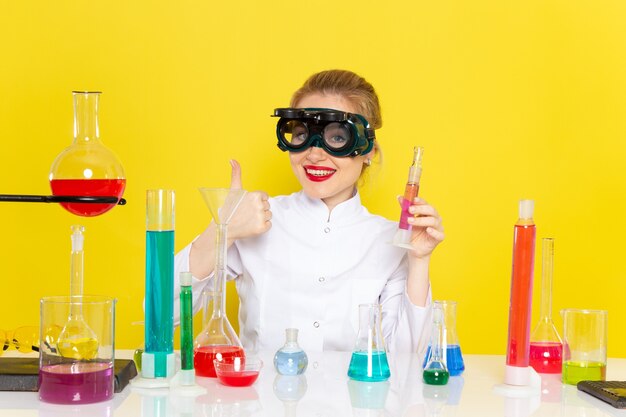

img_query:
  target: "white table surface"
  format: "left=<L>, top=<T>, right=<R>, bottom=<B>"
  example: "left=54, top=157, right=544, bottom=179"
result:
left=1, top=350, right=625, bottom=417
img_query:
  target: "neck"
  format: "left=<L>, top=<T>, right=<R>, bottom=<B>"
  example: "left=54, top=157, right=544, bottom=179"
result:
left=320, top=186, right=357, bottom=213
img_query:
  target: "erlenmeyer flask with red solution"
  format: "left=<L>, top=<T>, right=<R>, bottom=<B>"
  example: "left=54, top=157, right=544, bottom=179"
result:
left=193, top=187, right=247, bottom=377
left=49, top=91, right=125, bottom=216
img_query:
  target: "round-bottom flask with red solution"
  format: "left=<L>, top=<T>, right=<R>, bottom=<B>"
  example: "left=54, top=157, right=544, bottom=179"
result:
left=49, top=91, right=125, bottom=217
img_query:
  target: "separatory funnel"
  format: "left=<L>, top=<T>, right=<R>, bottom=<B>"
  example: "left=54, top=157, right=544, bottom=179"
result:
left=194, top=187, right=247, bottom=377
left=49, top=91, right=126, bottom=216
left=529, top=238, right=563, bottom=374
left=347, top=303, right=390, bottom=382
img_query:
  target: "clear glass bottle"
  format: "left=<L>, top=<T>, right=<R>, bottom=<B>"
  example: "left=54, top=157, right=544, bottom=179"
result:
left=49, top=91, right=125, bottom=216
left=193, top=188, right=247, bottom=377
left=422, top=301, right=465, bottom=376
left=423, top=303, right=449, bottom=385
left=274, top=328, right=308, bottom=376
left=348, top=303, right=390, bottom=382
left=529, top=238, right=563, bottom=374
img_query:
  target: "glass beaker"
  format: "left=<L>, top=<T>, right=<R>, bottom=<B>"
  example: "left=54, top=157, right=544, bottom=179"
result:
left=423, top=300, right=465, bottom=376
left=348, top=303, right=390, bottom=382
left=561, top=308, right=608, bottom=385
left=143, top=189, right=175, bottom=379
left=49, top=91, right=125, bottom=217
left=529, top=238, right=563, bottom=374
left=274, top=328, right=308, bottom=376
left=39, top=295, right=115, bottom=404
left=194, top=187, right=247, bottom=377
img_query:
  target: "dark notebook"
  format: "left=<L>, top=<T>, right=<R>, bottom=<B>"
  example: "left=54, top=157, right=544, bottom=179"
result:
left=578, top=380, right=626, bottom=409
left=0, top=358, right=137, bottom=393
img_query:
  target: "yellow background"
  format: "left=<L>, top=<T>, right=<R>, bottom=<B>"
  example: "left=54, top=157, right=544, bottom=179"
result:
left=1, top=1, right=625, bottom=357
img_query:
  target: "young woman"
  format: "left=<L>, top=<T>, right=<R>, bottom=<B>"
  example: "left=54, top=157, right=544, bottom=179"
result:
left=174, top=69, right=444, bottom=353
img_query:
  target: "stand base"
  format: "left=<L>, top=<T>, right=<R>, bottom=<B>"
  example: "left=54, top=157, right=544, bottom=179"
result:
left=169, top=370, right=207, bottom=396
left=493, top=365, right=542, bottom=398
left=140, top=351, right=176, bottom=380
left=130, top=376, right=171, bottom=389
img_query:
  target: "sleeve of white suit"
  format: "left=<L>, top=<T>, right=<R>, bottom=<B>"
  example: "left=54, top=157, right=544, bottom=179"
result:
left=172, top=240, right=243, bottom=326
left=379, top=258, right=432, bottom=356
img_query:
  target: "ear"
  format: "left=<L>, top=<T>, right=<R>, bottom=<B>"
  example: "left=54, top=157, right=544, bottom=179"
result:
left=362, top=143, right=378, bottom=163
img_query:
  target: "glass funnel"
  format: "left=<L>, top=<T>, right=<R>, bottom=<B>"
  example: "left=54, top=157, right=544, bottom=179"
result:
left=49, top=91, right=125, bottom=216
left=348, top=303, right=390, bottom=382
left=194, top=187, right=247, bottom=377
left=529, top=238, right=563, bottom=374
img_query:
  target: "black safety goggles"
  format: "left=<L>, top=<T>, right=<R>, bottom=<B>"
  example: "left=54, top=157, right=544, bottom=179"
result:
left=273, top=108, right=375, bottom=157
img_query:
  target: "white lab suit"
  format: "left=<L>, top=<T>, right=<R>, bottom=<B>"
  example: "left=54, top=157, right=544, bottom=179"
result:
left=174, top=191, right=431, bottom=354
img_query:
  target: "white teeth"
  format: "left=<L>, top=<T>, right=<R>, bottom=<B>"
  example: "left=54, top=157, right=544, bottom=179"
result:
left=306, top=168, right=335, bottom=176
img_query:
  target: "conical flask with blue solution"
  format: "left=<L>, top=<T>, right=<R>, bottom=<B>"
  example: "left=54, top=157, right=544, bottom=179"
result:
left=422, top=300, right=465, bottom=376
left=348, top=303, right=390, bottom=382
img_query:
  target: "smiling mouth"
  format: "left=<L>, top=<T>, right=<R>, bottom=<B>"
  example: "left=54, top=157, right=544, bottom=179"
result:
left=304, top=166, right=336, bottom=182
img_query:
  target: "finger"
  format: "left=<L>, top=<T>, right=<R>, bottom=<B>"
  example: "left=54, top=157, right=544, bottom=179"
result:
left=230, top=159, right=243, bottom=189
left=409, top=204, right=439, bottom=217
left=426, top=227, right=445, bottom=242
left=408, top=216, right=441, bottom=229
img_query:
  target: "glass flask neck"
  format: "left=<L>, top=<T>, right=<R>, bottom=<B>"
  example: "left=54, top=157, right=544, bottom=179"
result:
left=355, top=304, right=385, bottom=351
left=284, top=328, right=301, bottom=349
left=428, top=306, right=446, bottom=362
left=435, top=300, right=459, bottom=345
left=73, top=91, right=101, bottom=144
left=212, top=223, right=228, bottom=319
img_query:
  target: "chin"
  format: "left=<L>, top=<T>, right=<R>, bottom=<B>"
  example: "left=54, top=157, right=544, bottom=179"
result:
left=301, top=188, right=327, bottom=200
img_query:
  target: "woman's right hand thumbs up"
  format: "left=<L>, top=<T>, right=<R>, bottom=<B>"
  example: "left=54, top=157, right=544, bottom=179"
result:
left=226, top=160, right=272, bottom=242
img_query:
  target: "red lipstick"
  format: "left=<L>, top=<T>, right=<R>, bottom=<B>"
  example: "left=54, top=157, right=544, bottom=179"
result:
left=304, top=165, right=336, bottom=182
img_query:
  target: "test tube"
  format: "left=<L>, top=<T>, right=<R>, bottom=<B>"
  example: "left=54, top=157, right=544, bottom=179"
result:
left=392, top=146, right=424, bottom=249
left=179, top=272, right=195, bottom=385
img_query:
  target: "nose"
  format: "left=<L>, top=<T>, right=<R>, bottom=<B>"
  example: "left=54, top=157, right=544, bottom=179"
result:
left=305, top=145, right=327, bottom=162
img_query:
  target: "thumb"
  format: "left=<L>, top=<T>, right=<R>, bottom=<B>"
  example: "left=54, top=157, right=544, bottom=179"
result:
left=230, top=159, right=243, bottom=189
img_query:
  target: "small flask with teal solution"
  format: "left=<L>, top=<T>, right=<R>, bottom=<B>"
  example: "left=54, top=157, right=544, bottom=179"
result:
left=348, top=304, right=390, bottom=382
left=423, top=303, right=449, bottom=385
left=274, top=328, right=308, bottom=375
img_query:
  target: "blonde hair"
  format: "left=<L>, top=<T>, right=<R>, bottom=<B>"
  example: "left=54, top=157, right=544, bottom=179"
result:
left=290, top=69, right=382, bottom=130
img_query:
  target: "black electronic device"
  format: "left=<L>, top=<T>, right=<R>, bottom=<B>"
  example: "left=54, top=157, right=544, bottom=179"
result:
left=577, top=380, right=626, bottom=409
